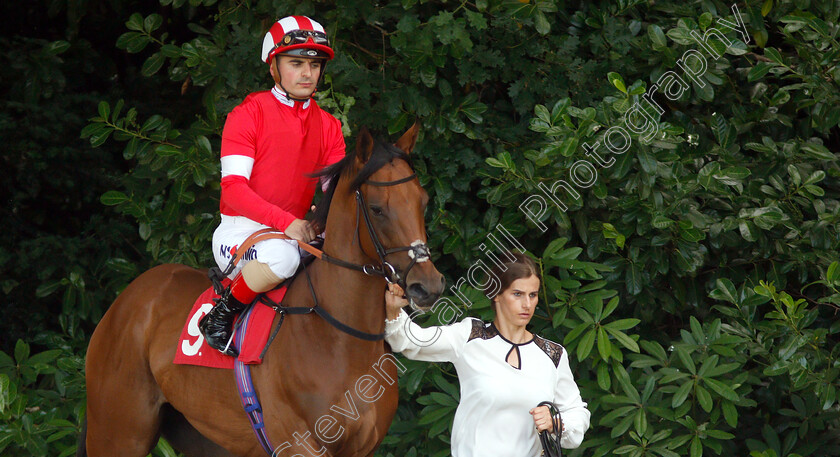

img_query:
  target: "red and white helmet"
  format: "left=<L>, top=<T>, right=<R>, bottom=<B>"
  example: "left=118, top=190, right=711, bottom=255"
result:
left=261, top=16, right=334, bottom=64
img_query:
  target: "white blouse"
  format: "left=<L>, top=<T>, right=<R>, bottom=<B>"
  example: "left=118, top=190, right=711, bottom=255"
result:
left=385, top=310, right=591, bottom=457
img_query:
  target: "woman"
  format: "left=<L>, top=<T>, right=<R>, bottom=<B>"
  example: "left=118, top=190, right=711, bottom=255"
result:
left=384, top=252, right=590, bottom=457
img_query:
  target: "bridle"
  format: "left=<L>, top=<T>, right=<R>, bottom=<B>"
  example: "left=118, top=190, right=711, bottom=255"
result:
left=319, top=170, right=431, bottom=294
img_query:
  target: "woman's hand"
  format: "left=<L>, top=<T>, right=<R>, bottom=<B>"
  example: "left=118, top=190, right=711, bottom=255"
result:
left=385, top=283, right=409, bottom=320
left=530, top=405, right=559, bottom=433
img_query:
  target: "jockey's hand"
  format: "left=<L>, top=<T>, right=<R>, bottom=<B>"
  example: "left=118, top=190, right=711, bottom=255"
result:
left=285, top=219, right=316, bottom=243
left=385, top=283, right=409, bottom=320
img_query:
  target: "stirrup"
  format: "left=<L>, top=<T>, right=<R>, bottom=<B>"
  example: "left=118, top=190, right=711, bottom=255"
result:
left=221, top=335, right=239, bottom=357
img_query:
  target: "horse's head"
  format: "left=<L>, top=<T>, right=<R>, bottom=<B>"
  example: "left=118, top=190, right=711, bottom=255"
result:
left=313, top=123, right=445, bottom=310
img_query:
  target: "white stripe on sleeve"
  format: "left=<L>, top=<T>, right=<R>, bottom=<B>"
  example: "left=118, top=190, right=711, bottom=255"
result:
left=221, top=155, right=254, bottom=179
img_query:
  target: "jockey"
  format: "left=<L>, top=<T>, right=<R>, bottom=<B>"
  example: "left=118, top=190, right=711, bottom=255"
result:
left=199, top=16, right=346, bottom=355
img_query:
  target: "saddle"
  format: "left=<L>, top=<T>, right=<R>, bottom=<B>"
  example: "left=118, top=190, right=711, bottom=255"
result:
left=172, top=236, right=323, bottom=369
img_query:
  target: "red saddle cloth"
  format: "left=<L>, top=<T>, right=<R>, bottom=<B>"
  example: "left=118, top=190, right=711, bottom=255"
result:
left=173, top=279, right=287, bottom=369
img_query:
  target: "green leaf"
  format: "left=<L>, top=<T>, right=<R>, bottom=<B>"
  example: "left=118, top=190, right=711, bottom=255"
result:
left=564, top=322, right=590, bottom=344
left=804, top=185, right=825, bottom=196
left=577, top=329, right=596, bottom=361
left=429, top=392, right=457, bottom=406
left=98, top=101, right=110, bottom=120
left=648, top=24, right=667, bottom=49
left=139, top=222, right=151, bottom=240
left=715, top=167, right=751, bottom=185
left=696, top=384, right=713, bottom=412
left=605, top=327, right=640, bottom=353
left=144, top=13, right=163, bottom=33
left=614, top=364, right=640, bottom=403
left=711, top=113, right=733, bottom=148
left=558, top=137, right=579, bottom=157
left=125, top=12, right=144, bottom=32
left=161, top=43, right=181, bottom=57
left=534, top=104, right=550, bottom=123
left=698, top=12, right=713, bottom=30
left=704, top=378, right=740, bottom=402
left=46, top=40, right=71, bottom=55
left=556, top=247, right=582, bottom=260
left=419, top=64, right=436, bottom=87
left=705, top=429, right=735, bottom=440
left=141, top=115, right=164, bottom=132
left=739, top=220, right=759, bottom=242
left=672, top=380, right=693, bottom=408
left=597, top=326, right=611, bottom=361
left=542, top=238, right=568, bottom=260
left=764, top=47, right=784, bottom=65
left=637, top=147, right=657, bottom=173
left=197, top=136, right=212, bottom=155
left=748, top=62, right=774, bottom=82
left=626, top=262, right=642, bottom=295
left=709, top=278, right=738, bottom=304
left=722, top=400, right=738, bottom=427
left=690, top=436, right=702, bottom=457
left=0, top=374, right=9, bottom=412
left=14, top=340, right=29, bottom=363
left=761, top=0, right=773, bottom=16
left=605, top=318, right=641, bottom=331
left=534, top=10, right=550, bottom=35
left=156, top=144, right=182, bottom=157
left=800, top=142, right=836, bottom=160
left=827, top=261, right=840, bottom=283
left=675, top=347, right=696, bottom=374
left=141, top=52, right=166, bottom=77
left=89, top=128, right=113, bottom=148
left=27, top=349, right=61, bottom=366
left=608, top=72, right=627, bottom=93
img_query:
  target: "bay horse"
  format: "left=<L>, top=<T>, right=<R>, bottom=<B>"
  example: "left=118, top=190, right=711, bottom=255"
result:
left=80, top=124, right=445, bottom=457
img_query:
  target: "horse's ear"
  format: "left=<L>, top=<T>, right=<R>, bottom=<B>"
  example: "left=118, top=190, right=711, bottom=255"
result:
left=394, top=122, right=420, bottom=155
left=355, top=127, right=375, bottom=163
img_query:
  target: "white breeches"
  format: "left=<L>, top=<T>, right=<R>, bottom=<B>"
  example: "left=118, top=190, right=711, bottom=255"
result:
left=212, top=215, right=301, bottom=280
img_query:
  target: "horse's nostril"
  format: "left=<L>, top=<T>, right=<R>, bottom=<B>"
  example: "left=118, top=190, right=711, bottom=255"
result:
left=408, top=283, right=430, bottom=300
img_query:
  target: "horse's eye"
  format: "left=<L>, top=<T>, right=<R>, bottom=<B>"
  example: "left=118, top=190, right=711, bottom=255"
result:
left=370, top=206, right=384, bottom=216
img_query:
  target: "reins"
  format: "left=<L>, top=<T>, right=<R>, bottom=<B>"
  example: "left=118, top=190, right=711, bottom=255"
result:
left=221, top=169, right=427, bottom=342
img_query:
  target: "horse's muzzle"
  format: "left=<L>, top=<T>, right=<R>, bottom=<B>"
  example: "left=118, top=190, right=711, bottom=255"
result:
left=405, top=273, right=445, bottom=309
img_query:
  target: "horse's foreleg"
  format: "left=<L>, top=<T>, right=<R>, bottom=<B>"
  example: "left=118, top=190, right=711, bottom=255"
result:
left=85, top=360, right=165, bottom=456
left=160, top=403, right=236, bottom=457
left=85, top=316, right=165, bottom=456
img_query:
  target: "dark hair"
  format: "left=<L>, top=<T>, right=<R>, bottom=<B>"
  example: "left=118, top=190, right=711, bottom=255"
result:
left=486, top=251, right=541, bottom=302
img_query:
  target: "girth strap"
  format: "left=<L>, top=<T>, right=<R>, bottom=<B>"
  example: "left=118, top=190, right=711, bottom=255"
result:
left=233, top=304, right=275, bottom=455
left=258, top=295, right=385, bottom=342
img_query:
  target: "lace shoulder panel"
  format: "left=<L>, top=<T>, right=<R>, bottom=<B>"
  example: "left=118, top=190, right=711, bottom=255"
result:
left=467, top=319, right=499, bottom=342
left=533, top=335, right=564, bottom=368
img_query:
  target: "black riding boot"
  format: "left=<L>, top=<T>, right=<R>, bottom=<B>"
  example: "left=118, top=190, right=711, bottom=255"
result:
left=198, top=289, right=248, bottom=356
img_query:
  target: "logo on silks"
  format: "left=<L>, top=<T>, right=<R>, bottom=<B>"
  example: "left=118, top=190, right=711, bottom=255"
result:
left=220, top=244, right=257, bottom=261
left=304, top=49, right=318, bottom=56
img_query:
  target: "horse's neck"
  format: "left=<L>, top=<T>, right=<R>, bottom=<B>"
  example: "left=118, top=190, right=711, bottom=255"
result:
left=305, top=188, right=388, bottom=339
left=307, top=246, right=387, bottom=339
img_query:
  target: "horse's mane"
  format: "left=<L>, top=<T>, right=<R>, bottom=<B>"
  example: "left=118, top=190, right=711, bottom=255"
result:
left=310, top=136, right=413, bottom=230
